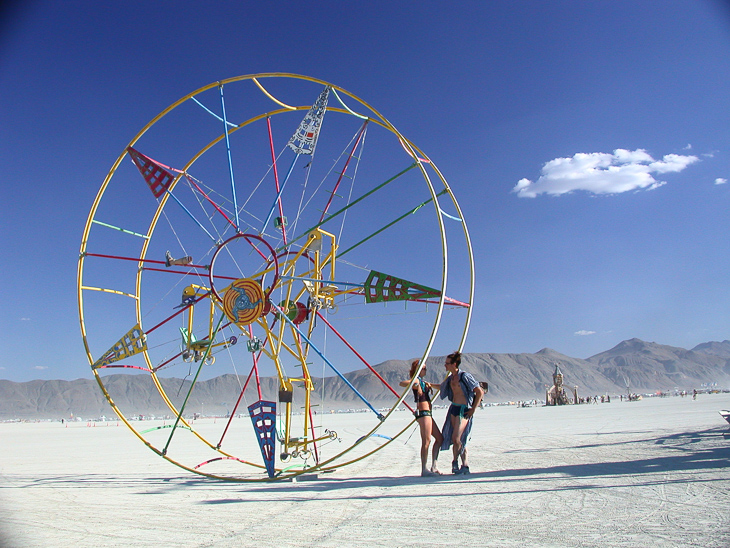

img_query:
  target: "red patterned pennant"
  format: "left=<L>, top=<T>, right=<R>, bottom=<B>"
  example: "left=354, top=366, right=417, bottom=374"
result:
left=127, top=147, right=175, bottom=198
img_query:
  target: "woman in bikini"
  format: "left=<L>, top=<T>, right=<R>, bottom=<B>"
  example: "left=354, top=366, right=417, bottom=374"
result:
left=400, top=360, right=444, bottom=476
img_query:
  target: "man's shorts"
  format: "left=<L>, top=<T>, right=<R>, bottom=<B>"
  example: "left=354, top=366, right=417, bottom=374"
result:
left=448, top=404, right=469, bottom=420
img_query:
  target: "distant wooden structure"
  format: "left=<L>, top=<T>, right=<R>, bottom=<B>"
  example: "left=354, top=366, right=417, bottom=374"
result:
left=545, top=363, right=577, bottom=405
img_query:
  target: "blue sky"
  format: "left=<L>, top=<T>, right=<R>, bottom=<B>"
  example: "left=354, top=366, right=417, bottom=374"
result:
left=2, top=0, right=730, bottom=382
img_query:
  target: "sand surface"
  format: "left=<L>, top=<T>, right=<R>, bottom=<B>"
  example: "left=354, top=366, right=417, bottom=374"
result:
left=1, top=394, right=729, bottom=547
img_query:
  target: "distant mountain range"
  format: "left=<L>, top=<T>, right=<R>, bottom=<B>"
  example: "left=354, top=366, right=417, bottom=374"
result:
left=2, top=338, right=729, bottom=419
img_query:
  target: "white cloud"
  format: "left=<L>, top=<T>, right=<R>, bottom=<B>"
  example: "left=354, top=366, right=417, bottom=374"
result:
left=574, top=330, right=596, bottom=336
left=649, top=154, right=698, bottom=174
left=645, top=181, right=666, bottom=192
left=513, top=149, right=699, bottom=198
left=20, top=317, right=31, bottom=321
left=33, top=366, right=48, bottom=370
left=715, top=178, right=727, bottom=185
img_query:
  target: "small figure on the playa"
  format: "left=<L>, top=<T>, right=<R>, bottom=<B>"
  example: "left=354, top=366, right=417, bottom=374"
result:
left=439, top=351, right=484, bottom=475
left=400, top=360, right=444, bottom=476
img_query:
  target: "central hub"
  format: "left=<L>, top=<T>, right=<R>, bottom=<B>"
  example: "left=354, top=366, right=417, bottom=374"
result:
left=223, top=278, right=265, bottom=325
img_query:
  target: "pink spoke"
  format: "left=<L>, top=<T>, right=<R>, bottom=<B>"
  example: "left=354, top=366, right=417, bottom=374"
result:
left=267, top=117, right=287, bottom=245
left=185, top=174, right=239, bottom=231
left=319, top=121, right=368, bottom=223
left=315, top=310, right=414, bottom=413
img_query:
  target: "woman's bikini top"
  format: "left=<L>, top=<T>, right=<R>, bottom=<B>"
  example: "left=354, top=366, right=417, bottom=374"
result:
left=413, top=377, right=432, bottom=404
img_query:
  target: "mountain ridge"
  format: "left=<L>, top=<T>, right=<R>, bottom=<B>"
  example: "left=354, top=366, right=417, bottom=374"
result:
left=2, top=338, right=729, bottom=419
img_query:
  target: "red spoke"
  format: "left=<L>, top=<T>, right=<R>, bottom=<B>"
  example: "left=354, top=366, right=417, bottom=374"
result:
left=315, top=310, right=413, bottom=413
left=185, top=174, right=239, bottom=232
left=319, top=121, right=368, bottom=223
left=267, top=117, right=287, bottom=245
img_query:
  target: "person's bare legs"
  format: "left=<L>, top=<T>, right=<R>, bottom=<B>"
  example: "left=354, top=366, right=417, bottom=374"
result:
left=418, top=417, right=435, bottom=476
left=450, top=414, right=467, bottom=472
left=431, top=421, right=443, bottom=474
left=449, top=414, right=472, bottom=473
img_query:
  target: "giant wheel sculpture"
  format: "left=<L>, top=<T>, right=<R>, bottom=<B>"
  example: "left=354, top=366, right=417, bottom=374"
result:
left=77, top=73, right=474, bottom=480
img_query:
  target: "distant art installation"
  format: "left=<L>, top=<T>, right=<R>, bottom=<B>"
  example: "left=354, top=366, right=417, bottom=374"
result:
left=545, top=363, right=577, bottom=405
left=77, top=73, right=475, bottom=481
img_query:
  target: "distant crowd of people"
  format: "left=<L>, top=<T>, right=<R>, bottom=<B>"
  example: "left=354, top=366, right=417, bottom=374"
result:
left=576, top=395, right=611, bottom=404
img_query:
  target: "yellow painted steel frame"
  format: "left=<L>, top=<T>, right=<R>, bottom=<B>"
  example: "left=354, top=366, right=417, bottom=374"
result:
left=77, top=73, right=475, bottom=481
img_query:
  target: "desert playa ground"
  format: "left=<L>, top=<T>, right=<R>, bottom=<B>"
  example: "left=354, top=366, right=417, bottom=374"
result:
left=1, top=394, right=729, bottom=547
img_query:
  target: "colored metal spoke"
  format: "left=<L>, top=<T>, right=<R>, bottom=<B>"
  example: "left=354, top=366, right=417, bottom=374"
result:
left=267, top=116, right=288, bottom=245
left=315, top=310, right=414, bottom=413
left=318, top=120, right=368, bottom=223
left=339, top=188, right=449, bottom=258
left=277, top=162, right=418, bottom=253
left=219, top=84, right=240, bottom=230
